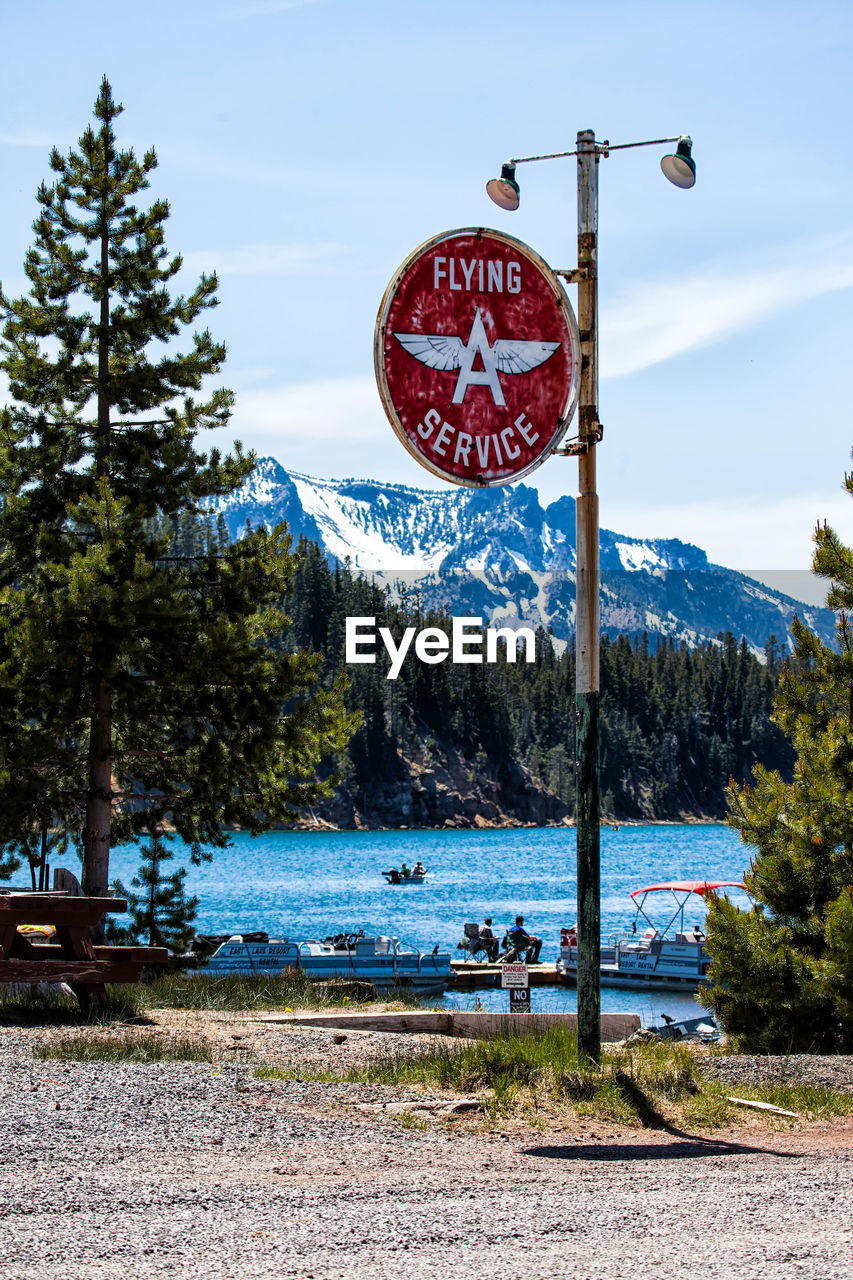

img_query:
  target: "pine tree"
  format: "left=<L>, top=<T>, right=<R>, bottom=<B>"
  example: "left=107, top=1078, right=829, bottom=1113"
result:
left=703, top=492, right=853, bottom=1052
left=0, top=80, right=355, bottom=894
left=113, top=822, right=198, bottom=951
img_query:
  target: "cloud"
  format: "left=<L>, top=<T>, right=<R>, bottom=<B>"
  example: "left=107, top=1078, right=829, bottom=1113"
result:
left=602, top=239, right=853, bottom=378
left=181, top=241, right=348, bottom=277
left=230, top=375, right=384, bottom=441
left=0, top=132, right=52, bottom=148
left=608, top=491, right=853, bottom=574
left=201, top=232, right=853, bottom=374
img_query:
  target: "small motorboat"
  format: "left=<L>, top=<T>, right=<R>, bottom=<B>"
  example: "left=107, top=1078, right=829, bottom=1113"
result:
left=647, top=1014, right=721, bottom=1043
left=196, top=929, right=451, bottom=995
left=556, top=880, right=747, bottom=992
left=382, top=866, right=427, bottom=885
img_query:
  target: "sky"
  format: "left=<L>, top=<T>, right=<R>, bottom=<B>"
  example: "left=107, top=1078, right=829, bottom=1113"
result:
left=1, top=0, right=852, bottom=603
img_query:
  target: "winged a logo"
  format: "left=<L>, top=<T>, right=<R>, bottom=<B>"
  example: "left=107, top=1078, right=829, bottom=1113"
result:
left=393, top=308, right=560, bottom=407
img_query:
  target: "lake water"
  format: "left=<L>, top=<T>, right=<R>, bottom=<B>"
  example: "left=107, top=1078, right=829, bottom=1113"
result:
left=111, top=824, right=749, bottom=1026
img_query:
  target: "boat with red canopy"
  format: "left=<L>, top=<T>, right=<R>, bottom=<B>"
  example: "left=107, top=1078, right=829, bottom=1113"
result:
left=556, top=879, right=747, bottom=991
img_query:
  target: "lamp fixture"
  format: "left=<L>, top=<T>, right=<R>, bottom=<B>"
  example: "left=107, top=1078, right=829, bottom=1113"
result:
left=660, top=136, right=696, bottom=189
left=486, top=162, right=520, bottom=211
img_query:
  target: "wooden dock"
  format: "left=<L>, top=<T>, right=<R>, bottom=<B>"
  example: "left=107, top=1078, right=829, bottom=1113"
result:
left=449, top=961, right=570, bottom=989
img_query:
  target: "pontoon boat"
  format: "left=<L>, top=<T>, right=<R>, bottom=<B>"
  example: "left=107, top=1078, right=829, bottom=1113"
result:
left=556, top=880, right=746, bottom=991
left=197, top=929, right=451, bottom=995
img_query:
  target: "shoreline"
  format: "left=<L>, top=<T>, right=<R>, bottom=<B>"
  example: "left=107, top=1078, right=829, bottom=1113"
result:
left=281, top=815, right=731, bottom=833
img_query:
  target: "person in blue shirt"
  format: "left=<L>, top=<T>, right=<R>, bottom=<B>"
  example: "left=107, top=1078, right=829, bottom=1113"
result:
left=508, top=915, right=542, bottom=963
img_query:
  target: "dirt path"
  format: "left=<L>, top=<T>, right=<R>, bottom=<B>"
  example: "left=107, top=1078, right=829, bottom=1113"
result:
left=1, top=1015, right=851, bottom=1280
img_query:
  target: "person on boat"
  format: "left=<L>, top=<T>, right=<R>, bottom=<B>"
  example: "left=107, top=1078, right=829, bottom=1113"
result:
left=478, top=917, right=499, bottom=962
left=508, top=915, right=542, bottom=964
left=401, top=861, right=411, bottom=879
left=413, top=860, right=426, bottom=877
left=692, top=924, right=706, bottom=943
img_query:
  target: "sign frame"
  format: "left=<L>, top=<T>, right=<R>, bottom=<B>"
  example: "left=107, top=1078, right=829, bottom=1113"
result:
left=501, top=962, right=529, bottom=988
left=509, top=985, right=531, bottom=1014
left=374, top=227, right=580, bottom=488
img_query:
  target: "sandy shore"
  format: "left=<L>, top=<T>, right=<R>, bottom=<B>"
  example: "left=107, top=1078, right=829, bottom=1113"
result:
left=1, top=1012, right=852, bottom=1280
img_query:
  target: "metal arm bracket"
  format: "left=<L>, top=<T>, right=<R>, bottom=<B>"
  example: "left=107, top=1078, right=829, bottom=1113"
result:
left=553, top=421, right=604, bottom=456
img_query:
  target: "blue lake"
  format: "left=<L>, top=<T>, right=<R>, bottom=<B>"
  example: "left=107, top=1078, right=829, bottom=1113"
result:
left=111, top=823, right=749, bottom=1025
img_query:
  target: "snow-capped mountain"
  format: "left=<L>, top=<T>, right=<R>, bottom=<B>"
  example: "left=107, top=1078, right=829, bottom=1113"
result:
left=210, top=457, right=834, bottom=653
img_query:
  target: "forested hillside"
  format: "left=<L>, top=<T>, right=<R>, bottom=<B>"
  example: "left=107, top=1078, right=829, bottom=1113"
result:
left=282, top=538, right=794, bottom=825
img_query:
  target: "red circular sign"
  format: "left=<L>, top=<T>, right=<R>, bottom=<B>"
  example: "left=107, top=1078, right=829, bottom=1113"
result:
left=375, top=228, right=579, bottom=487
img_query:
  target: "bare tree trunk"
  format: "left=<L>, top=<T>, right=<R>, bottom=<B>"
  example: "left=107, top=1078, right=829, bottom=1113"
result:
left=82, top=679, right=112, bottom=900
left=82, top=137, right=113, bottom=908
left=149, top=836, right=158, bottom=948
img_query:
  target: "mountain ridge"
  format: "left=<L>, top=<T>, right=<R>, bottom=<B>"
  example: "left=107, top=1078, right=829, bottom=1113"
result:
left=209, top=457, right=833, bottom=654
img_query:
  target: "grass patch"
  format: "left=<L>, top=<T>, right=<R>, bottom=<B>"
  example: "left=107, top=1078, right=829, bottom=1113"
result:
left=143, top=970, right=391, bottom=1012
left=386, top=981, right=426, bottom=1009
left=743, top=1080, right=853, bottom=1118
left=258, top=1025, right=702, bottom=1123
left=33, top=1029, right=211, bottom=1063
left=397, top=1110, right=429, bottom=1130
left=333, top=1025, right=698, bottom=1100
left=684, top=1078, right=853, bottom=1128
left=256, top=1024, right=853, bottom=1129
left=680, top=1086, right=737, bottom=1129
left=254, top=1063, right=302, bottom=1081
left=0, top=984, right=145, bottom=1025
left=2, top=969, right=426, bottom=1023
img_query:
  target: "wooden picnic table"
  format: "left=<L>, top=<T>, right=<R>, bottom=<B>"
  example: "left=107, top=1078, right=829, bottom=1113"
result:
left=0, top=892, right=167, bottom=1008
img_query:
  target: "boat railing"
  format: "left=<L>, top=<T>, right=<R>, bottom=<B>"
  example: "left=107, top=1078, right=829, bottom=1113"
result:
left=416, top=948, right=449, bottom=972
left=559, top=931, right=620, bottom=955
left=615, top=930, right=660, bottom=952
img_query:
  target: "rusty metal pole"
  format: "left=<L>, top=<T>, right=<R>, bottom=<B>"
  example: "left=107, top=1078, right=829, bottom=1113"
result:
left=575, top=129, right=601, bottom=1064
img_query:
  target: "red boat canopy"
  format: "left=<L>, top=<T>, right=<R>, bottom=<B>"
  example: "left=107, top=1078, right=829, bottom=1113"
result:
left=630, top=880, right=745, bottom=899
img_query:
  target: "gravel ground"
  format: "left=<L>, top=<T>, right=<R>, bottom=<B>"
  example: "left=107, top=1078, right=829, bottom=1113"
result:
left=1, top=1014, right=852, bottom=1280
left=696, top=1052, right=853, bottom=1093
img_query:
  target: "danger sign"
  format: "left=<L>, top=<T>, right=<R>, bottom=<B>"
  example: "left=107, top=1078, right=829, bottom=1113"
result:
left=501, top=962, right=529, bottom=988
left=375, top=228, right=580, bottom=487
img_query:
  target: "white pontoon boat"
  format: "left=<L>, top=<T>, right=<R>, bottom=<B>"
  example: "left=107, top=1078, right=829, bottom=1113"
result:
left=556, top=880, right=746, bottom=991
left=197, top=929, right=451, bottom=995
